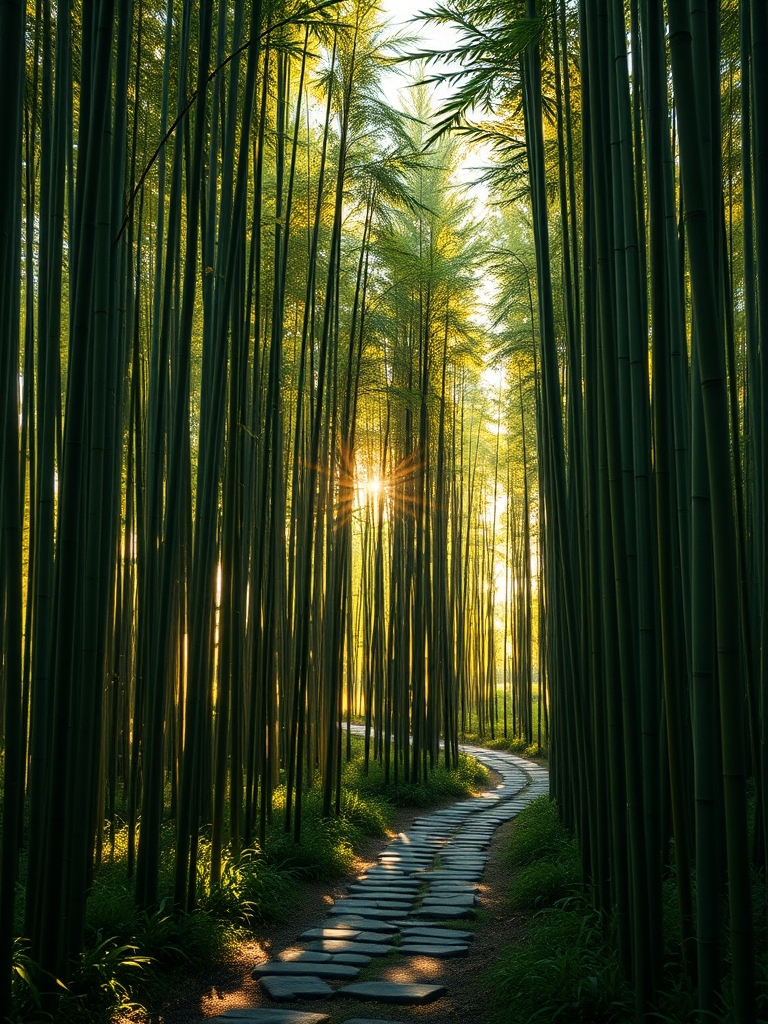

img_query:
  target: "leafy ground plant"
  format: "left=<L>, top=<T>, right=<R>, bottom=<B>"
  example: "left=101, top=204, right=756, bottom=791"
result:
left=506, top=793, right=572, bottom=867
left=487, top=796, right=631, bottom=1024
left=344, top=748, right=490, bottom=806
left=10, top=742, right=491, bottom=1022
left=487, top=902, right=632, bottom=1024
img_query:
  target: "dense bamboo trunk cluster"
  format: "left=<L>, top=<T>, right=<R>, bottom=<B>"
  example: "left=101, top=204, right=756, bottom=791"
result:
left=0, top=0, right=543, bottom=1009
left=428, top=0, right=767, bottom=1019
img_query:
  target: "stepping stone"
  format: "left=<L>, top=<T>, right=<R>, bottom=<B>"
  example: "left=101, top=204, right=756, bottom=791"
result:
left=361, top=866, right=410, bottom=875
left=330, top=952, right=372, bottom=965
left=354, top=878, right=421, bottom=887
left=306, top=940, right=393, bottom=956
left=400, top=926, right=474, bottom=942
left=347, top=889, right=416, bottom=901
left=334, top=898, right=413, bottom=909
left=424, top=872, right=480, bottom=881
left=422, top=894, right=476, bottom=906
left=329, top=905, right=403, bottom=919
left=319, top=917, right=397, bottom=933
left=428, top=883, right=479, bottom=892
left=382, top=847, right=434, bottom=853
left=337, top=982, right=447, bottom=1006
left=259, top=976, right=333, bottom=1002
left=277, top=951, right=332, bottom=963
left=399, top=943, right=469, bottom=958
left=301, top=928, right=360, bottom=941
left=411, top=906, right=475, bottom=920
left=209, top=1010, right=330, bottom=1023
left=349, top=931, right=395, bottom=944
left=350, top=884, right=419, bottom=892
left=439, top=855, right=486, bottom=862
left=253, top=962, right=360, bottom=980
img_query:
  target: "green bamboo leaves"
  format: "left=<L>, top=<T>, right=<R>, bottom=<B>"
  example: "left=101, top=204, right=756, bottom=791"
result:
left=424, top=0, right=765, bottom=1021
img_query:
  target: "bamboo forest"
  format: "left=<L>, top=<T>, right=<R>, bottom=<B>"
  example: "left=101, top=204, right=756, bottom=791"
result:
left=1, top=0, right=768, bottom=1020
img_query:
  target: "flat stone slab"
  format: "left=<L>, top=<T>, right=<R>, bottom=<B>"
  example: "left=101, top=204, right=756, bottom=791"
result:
left=337, top=982, right=447, bottom=1006
left=209, top=1010, right=330, bottom=1023
left=259, top=976, right=333, bottom=1001
left=345, top=890, right=416, bottom=902
left=411, top=906, right=475, bottom=920
left=349, top=885, right=418, bottom=896
left=300, top=928, right=360, bottom=941
left=399, top=943, right=469, bottom=958
left=422, top=894, right=476, bottom=906
left=428, top=882, right=479, bottom=891
left=319, top=917, right=397, bottom=933
left=360, top=866, right=411, bottom=876
left=330, top=953, right=372, bottom=965
left=423, top=872, right=481, bottom=881
left=400, top=926, right=474, bottom=941
left=253, top=962, right=360, bottom=980
left=277, top=951, right=332, bottom=963
left=345, top=898, right=416, bottom=907
left=380, top=853, right=433, bottom=860
left=329, top=905, right=403, bottom=919
left=306, top=940, right=392, bottom=956
left=440, top=858, right=486, bottom=866
left=428, top=884, right=481, bottom=892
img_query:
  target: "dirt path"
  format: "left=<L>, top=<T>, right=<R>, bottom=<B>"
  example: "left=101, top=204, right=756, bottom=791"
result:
left=147, top=751, right=547, bottom=1024
left=149, top=801, right=472, bottom=1024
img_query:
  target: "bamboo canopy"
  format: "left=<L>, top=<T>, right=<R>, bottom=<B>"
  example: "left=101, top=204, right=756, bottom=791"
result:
left=1, top=0, right=767, bottom=1021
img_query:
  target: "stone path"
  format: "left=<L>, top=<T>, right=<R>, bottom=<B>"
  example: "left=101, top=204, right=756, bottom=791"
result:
left=202, top=743, right=549, bottom=1024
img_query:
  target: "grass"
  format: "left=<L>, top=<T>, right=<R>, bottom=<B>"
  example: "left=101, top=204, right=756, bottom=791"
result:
left=459, top=731, right=548, bottom=762
left=486, top=794, right=768, bottom=1024
left=11, top=736, right=489, bottom=1023
left=344, top=748, right=491, bottom=806
left=487, top=900, right=632, bottom=1024
left=486, top=795, right=632, bottom=1024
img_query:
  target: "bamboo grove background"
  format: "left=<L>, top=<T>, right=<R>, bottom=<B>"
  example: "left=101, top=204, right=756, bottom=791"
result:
left=0, top=0, right=545, bottom=1013
left=422, top=0, right=768, bottom=1020
left=4, top=0, right=767, bottom=1019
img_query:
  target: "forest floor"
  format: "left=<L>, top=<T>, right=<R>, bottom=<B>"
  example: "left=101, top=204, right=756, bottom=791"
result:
left=146, top=763, right=532, bottom=1024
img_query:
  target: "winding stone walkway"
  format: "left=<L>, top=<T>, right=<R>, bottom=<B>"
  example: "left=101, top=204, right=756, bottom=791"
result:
left=203, top=742, right=549, bottom=1024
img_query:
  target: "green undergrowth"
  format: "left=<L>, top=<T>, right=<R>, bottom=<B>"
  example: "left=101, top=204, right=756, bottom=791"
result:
left=486, top=795, right=632, bottom=1024
left=459, top=731, right=548, bottom=762
left=343, top=747, right=490, bottom=806
left=485, top=795, right=768, bottom=1024
left=11, top=737, right=489, bottom=1022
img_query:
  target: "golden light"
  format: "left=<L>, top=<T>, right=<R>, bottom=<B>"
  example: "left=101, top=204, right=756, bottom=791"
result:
left=355, top=469, right=385, bottom=511
left=366, top=475, right=382, bottom=500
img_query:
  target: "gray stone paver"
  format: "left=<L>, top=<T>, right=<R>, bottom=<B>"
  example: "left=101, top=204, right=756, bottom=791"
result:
left=305, top=940, right=393, bottom=956
left=337, top=982, right=448, bottom=1005
left=328, top=905, right=405, bottom=919
left=399, top=926, right=474, bottom=941
left=258, top=977, right=333, bottom=1002
left=317, top=917, right=398, bottom=932
left=421, top=893, right=476, bottom=906
left=277, top=951, right=332, bottom=963
left=207, top=1010, right=330, bottom=1023
left=398, top=943, right=470, bottom=958
left=253, top=963, right=360, bottom=981
left=410, top=906, right=475, bottom=920
left=223, top=743, right=550, bottom=1019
